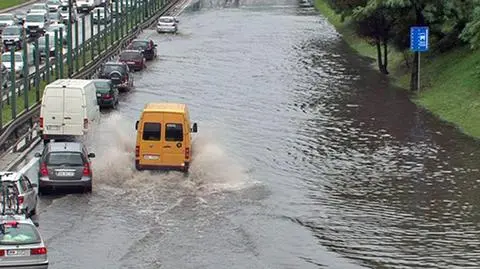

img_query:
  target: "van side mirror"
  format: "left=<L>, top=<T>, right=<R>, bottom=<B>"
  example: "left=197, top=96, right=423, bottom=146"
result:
left=191, top=123, right=198, bottom=133
left=34, top=152, right=41, bottom=158
left=88, top=153, right=96, bottom=158
left=135, top=120, right=139, bottom=130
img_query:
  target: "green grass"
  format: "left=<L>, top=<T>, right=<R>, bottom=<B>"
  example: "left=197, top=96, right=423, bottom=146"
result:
left=0, top=0, right=28, bottom=10
left=315, top=0, right=480, bottom=138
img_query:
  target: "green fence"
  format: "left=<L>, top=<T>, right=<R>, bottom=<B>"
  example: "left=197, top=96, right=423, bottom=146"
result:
left=0, top=0, right=171, bottom=130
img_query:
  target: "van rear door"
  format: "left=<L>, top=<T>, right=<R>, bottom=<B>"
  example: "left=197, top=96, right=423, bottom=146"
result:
left=63, top=88, right=84, bottom=136
left=161, top=113, right=186, bottom=167
left=42, top=87, right=65, bottom=134
left=139, top=112, right=163, bottom=165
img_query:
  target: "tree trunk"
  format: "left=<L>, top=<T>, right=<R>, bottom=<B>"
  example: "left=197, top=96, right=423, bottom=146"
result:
left=375, top=38, right=387, bottom=74
left=382, top=39, right=389, bottom=74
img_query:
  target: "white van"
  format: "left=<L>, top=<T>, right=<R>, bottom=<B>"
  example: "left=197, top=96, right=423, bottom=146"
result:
left=39, top=79, right=100, bottom=144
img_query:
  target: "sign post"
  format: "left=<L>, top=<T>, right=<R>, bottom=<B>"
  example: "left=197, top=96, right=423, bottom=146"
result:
left=410, top=26, right=429, bottom=91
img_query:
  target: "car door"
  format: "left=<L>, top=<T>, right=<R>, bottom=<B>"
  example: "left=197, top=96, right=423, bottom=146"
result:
left=16, top=177, right=30, bottom=212
left=21, top=176, right=36, bottom=211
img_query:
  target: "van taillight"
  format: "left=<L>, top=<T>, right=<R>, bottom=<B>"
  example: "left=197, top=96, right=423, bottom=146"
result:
left=185, top=147, right=190, bottom=159
left=40, top=163, right=48, bottom=176
left=83, top=118, right=88, bottom=129
left=135, top=146, right=139, bottom=157
left=83, top=162, right=92, bottom=176
left=39, top=117, right=44, bottom=129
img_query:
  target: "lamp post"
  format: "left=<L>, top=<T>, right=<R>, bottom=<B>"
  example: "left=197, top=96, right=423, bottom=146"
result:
left=67, top=0, right=73, bottom=77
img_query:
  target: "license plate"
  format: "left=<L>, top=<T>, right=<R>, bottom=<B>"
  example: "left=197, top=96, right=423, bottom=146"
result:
left=127, top=61, right=135, bottom=65
left=6, top=249, right=29, bottom=256
left=56, top=171, right=74, bottom=177
left=143, top=155, right=159, bottom=160
left=46, top=125, right=60, bottom=130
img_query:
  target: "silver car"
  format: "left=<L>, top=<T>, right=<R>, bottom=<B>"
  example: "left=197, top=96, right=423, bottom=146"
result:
left=156, top=16, right=178, bottom=33
left=46, top=0, right=62, bottom=12
left=0, top=172, right=38, bottom=218
left=35, top=142, right=95, bottom=194
left=0, top=215, right=48, bottom=269
left=28, top=3, right=49, bottom=14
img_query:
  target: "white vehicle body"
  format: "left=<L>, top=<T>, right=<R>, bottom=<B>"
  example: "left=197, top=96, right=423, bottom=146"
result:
left=40, top=79, right=100, bottom=140
left=1, top=48, right=34, bottom=77
left=76, top=0, right=102, bottom=12
left=0, top=171, right=38, bottom=217
left=59, top=4, right=78, bottom=22
left=156, top=16, right=178, bottom=33
left=24, top=12, right=49, bottom=35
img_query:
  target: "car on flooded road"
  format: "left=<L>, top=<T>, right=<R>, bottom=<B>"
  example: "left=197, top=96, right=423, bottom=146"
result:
left=35, top=142, right=95, bottom=194
left=127, top=39, right=157, bottom=61
left=0, top=172, right=38, bottom=218
left=156, top=16, right=178, bottom=33
left=135, top=103, right=198, bottom=172
left=0, top=14, right=22, bottom=34
left=0, top=216, right=48, bottom=269
left=118, top=50, right=145, bottom=71
left=93, top=79, right=119, bottom=109
left=98, top=61, right=134, bottom=91
left=1, top=25, right=23, bottom=51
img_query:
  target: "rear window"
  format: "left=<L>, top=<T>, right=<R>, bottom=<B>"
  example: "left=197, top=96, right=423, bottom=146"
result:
left=94, top=81, right=111, bottom=89
left=165, top=123, right=183, bottom=141
left=131, top=41, right=149, bottom=50
left=120, top=52, right=141, bottom=61
left=0, top=223, right=42, bottom=245
left=102, top=64, right=125, bottom=74
left=143, top=123, right=161, bottom=141
left=159, top=18, right=173, bottom=23
left=46, top=152, right=84, bottom=166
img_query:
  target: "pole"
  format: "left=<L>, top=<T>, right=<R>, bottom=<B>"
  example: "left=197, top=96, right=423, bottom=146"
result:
left=34, top=37, right=40, bottom=102
left=417, top=52, right=420, bottom=91
left=10, top=49, right=16, bottom=119
left=103, top=8, right=108, bottom=49
left=45, top=34, right=50, bottom=83
left=59, top=28, right=64, bottom=79
left=67, top=0, right=73, bottom=77
left=81, top=16, right=86, bottom=66
left=54, top=30, right=59, bottom=79
left=115, top=0, right=119, bottom=42
left=120, top=0, right=124, bottom=37
left=97, top=9, right=101, bottom=56
left=22, top=35, right=28, bottom=110
left=74, top=19, right=79, bottom=72
left=90, top=14, right=94, bottom=61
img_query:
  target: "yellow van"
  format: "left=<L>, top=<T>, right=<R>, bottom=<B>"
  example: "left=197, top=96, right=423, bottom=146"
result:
left=135, top=103, right=198, bottom=172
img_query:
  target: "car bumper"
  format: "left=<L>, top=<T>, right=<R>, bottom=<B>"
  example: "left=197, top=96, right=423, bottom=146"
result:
left=135, top=160, right=189, bottom=171
left=156, top=26, right=176, bottom=32
left=97, top=98, right=114, bottom=106
left=40, top=176, right=92, bottom=188
left=126, top=64, right=142, bottom=71
left=0, top=262, right=48, bottom=269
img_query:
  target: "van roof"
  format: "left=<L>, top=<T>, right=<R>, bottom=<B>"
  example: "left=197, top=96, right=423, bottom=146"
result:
left=143, top=103, right=187, bottom=113
left=47, top=79, right=92, bottom=88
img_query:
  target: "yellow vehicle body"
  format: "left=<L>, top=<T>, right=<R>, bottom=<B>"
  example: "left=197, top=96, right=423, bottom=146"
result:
left=135, top=103, right=198, bottom=172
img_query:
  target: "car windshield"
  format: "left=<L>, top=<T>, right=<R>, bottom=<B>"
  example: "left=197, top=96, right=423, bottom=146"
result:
left=0, top=14, right=13, bottom=21
left=31, top=5, right=46, bottom=10
left=0, top=223, right=42, bottom=245
left=102, top=64, right=125, bottom=74
left=131, top=41, right=149, bottom=50
left=47, top=0, right=60, bottom=4
left=46, top=152, right=84, bottom=166
left=2, top=54, right=23, bottom=62
left=2, top=27, right=20, bottom=35
left=48, top=13, right=58, bottom=19
left=159, top=17, right=173, bottom=23
left=120, top=52, right=141, bottom=61
left=26, top=14, right=44, bottom=22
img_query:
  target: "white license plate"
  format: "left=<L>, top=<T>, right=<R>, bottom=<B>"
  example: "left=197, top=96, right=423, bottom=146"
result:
left=127, top=61, right=135, bottom=65
left=6, top=249, right=29, bottom=256
left=143, top=155, right=159, bottom=160
left=56, top=171, right=74, bottom=177
left=46, top=125, right=60, bottom=130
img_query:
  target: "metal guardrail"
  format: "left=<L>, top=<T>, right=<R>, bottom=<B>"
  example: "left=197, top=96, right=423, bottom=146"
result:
left=0, top=0, right=184, bottom=156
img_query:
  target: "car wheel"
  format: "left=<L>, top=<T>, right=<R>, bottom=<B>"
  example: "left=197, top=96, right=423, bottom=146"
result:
left=84, top=183, right=92, bottom=193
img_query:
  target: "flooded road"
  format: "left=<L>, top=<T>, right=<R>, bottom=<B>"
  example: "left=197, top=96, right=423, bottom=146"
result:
left=17, top=1, right=480, bottom=268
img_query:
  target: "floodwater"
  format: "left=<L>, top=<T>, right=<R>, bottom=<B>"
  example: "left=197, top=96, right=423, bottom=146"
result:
left=15, top=0, right=480, bottom=268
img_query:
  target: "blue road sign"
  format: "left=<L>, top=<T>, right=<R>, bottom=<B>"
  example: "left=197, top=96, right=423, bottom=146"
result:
left=410, top=26, right=429, bottom=52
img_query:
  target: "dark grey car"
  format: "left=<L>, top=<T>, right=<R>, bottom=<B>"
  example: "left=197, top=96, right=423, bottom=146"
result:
left=34, top=142, right=95, bottom=194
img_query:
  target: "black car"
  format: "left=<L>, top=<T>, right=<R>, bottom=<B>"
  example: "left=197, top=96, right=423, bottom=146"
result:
left=93, top=79, right=119, bottom=108
left=98, top=61, right=134, bottom=91
left=127, top=39, right=157, bottom=61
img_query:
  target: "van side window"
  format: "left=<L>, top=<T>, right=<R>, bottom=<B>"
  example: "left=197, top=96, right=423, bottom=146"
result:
left=143, top=123, right=161, bottom=141
left=165, top=123, right=183, bottom=141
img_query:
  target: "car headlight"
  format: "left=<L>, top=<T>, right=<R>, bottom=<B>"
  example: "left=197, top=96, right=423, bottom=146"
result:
left=14, top=38, right=19, bottom=41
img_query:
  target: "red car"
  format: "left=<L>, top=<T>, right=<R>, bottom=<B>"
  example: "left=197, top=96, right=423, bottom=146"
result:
left=118, top=50, right=146, bottom=71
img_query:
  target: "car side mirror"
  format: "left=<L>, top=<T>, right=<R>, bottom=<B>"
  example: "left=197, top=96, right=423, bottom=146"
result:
left=33, top=220, right=39, bottom=227
left=34, top=152, right=41, bottom=158
left=88, top=153, right=95, bottom=158
left=191, top=122, right=198, bottom=133
left=135, top=120, right=139, bottom=130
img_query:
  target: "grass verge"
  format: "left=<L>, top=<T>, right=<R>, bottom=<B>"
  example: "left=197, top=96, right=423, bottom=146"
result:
left=0, top=0, right=29, bottom=10
left=315, top=0, right=480, bottom=138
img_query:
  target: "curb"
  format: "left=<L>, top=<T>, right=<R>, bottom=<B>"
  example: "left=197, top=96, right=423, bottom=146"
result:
left=1, top=0, right=39, bottom=13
